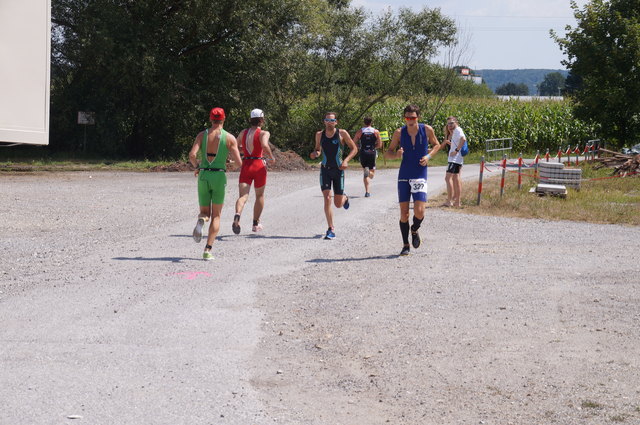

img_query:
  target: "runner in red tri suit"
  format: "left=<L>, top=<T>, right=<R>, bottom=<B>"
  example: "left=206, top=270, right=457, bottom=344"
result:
left=232, top=109, right=276, bottom=234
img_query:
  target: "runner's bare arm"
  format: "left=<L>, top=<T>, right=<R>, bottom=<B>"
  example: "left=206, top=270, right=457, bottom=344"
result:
left=449, top=133, right=467, bottom=158
left=427, top=125, right=441, bottom=152
left=352, top=129, right=362, bottom=144
left=226, top=134, right=243, bottom=169
left=375, top=129, right=383, bottom=149
left=340, top=129, right=358, bottom=170
left=385, top=129, right=403, bottom=160
left=310, top=131, right=322, bottom=159
left=261, top=131, right=275, bottom=163
left=420, top=125, right=441, bottom=166
left=189, top=132, right=204, bottom=175
left=236, top=129, right=245, bottom=153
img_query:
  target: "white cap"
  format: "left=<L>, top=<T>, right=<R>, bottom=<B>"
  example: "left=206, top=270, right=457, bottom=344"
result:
left=250, top=108, right=264, bottom=118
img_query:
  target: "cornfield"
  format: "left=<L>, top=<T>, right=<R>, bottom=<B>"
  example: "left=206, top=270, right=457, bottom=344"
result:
left=367, top=96, right=599, bottom=154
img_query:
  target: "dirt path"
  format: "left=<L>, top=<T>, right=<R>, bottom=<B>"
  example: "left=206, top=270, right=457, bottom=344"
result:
left=1, top=168, right=638, bottom=424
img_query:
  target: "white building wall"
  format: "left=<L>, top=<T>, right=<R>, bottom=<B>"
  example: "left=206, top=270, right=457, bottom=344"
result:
left=0, top=0, right=51, bottom=145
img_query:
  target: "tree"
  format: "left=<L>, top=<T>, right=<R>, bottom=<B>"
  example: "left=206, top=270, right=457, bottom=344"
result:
left=539, top=72, right=565, bottom=96
left=308, top=7, right=457, bottom=127
left=51, top=0, right=331, bottom=157
left=563, top=70, right=583, bottom=95
left=50, top=0, right=465, bottom=157
left=269, top=5, right=460, bottom=152
left=553, top=0, right=640, bottom=147
left=495, top=82, right=529, bottom=96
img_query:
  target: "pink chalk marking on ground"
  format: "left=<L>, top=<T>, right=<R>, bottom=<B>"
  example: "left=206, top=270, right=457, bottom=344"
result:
left=171, top=271, right=212, bottom=280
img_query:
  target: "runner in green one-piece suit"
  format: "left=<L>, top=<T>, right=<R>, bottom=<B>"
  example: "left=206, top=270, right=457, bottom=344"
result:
left=188, top=107, right=242, bottom=260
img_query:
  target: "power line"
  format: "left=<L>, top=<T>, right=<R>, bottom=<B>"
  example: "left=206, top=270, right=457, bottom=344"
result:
left=452, top=15, right=573, bottom=19
left=471, top=27, right=567, bottom=32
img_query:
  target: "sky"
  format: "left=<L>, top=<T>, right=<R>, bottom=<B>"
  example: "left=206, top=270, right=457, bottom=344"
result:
left=352, top=0, right=590, bottom=70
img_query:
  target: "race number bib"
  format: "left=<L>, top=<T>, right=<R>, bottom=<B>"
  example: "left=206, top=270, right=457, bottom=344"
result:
left=409, top=178, right=427, bottom=194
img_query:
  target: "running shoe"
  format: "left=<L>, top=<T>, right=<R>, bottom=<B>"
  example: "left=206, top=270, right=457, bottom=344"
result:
left=252, top=223, right=263, bottom=232
left=399, top=245, right=410, bottom=256
left=232, top=214, right=241, bottom=234
left=192, top=218, right=204, bottom=243
left=343, top=195, right=350, bottom=210
left=364, top=192, right=371, bottom=198
left=364, top=167, right=370, bottom=178
left=202, top=251, right=214, bottom=261
left=324, top=228, right=336, bottom=240
left=411, top=230, right=421, bottom=249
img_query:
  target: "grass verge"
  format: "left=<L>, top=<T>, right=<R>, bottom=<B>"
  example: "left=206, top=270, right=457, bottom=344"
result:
left=0, top=158, right=176, bottom=172
left=429, top=162, right=640, bottom=226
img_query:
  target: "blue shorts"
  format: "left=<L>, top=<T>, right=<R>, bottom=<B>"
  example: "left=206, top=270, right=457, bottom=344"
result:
left=397, top=180, right=427, bottom=203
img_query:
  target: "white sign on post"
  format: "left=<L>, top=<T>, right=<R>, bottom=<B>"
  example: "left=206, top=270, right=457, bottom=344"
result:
left=78, top=112, right=96, bottom=125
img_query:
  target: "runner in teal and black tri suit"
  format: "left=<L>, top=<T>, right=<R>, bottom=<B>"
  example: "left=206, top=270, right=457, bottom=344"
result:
left=310, top=112, right=358, bottom=240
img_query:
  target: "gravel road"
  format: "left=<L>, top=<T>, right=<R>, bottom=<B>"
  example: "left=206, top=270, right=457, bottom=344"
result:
left=1, top=166, right=639, bottom=425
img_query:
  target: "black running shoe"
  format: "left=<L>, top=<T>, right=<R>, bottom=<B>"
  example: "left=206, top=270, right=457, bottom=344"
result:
left=399, top=245, right=410, bottom=256
left=411, top=230, right=421, bottom=249
left=232, top=214, right=241, bottom=234
left=343, top=195, right=350, bottom=210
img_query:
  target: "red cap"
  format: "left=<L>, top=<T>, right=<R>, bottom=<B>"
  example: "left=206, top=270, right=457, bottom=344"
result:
left=209, top=107, right=225, bottom=121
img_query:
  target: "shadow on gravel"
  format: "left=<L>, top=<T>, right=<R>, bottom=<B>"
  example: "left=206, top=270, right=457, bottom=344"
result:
left=170, top=235, right=227, bottom=243
left=113, top=256, right=198, bottom=263
left=306, top=255, right=397, bottom=263
left=245, top=234, right=324, bottom=240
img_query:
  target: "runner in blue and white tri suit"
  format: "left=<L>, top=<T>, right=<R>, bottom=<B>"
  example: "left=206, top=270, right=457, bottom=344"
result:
left=385, top=104, right=442, bottom=256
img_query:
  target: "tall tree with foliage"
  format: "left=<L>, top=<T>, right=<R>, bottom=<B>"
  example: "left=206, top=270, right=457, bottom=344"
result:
left=51, top=0, right=330, bottom=158
left=302, top=7, right=457, bottom=128
left=553, top=0, right=640, bottom=147
left=495, top=83, right=529, bottom=96
left=538, top=72, right=565, bottom=96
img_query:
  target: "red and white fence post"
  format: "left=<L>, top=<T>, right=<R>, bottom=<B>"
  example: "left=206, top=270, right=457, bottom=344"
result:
left=557, top=147, right=562, bottom=163
left=500, top=154, right=507, bottom=198
left=477, top=155, right=485, bottom=206
left=517, top=152, right=523, bottom=190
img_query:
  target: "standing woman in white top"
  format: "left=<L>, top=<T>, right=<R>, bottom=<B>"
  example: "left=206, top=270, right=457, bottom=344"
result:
left=442, top=116, right=466, bottom=208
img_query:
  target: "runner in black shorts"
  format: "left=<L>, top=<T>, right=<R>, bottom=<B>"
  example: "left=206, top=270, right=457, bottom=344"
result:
left=353, top=117, right=382, bottom=197
left=446, top=162, right=462, bottom=174
left=310, top=112, right=358, bottom=240
left=442, top=116, right=467, bottom=208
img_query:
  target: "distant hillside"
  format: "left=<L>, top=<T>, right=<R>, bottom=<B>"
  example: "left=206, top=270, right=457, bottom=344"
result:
left=477, top=69, right=569, bottom=95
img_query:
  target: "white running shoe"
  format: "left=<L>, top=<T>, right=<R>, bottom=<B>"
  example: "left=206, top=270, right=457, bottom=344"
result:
left=192, top=218, right=204, bottom=243
left=252, top=223, right=263, bottom=232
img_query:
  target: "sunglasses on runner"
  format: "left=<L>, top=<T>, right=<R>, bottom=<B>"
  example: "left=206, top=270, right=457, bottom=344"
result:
left=404, top=116, right=418, bottom=121
left=324, top=118, right=337, bottom=122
